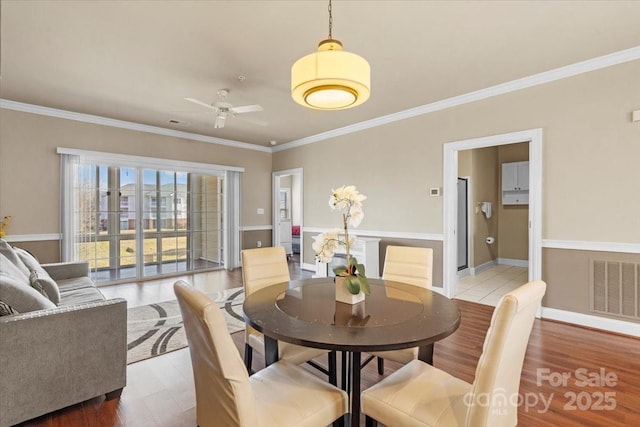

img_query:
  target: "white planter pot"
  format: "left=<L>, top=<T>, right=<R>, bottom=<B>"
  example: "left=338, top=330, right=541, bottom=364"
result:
left=335, top=276, right=365, bottom=305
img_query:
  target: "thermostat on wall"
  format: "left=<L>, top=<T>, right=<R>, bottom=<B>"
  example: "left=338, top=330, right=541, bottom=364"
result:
left=429, top=187, right=441, bottom=197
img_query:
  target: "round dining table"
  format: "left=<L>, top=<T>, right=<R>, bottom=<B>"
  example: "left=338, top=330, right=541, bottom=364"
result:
left=243, top=277, right=461, bottom=427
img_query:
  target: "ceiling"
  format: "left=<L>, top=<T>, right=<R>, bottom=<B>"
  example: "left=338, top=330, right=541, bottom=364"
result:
left=2, top=1, right=640, bottom=148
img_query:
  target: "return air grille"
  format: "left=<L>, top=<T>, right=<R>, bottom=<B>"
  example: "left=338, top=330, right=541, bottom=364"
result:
left=591, top=259, right=639, bottom=320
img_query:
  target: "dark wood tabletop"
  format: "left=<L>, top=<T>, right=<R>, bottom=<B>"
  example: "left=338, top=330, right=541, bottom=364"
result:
left=243, top=277, right=461, bottom=427
left=243, top=277, right=461, bottom=353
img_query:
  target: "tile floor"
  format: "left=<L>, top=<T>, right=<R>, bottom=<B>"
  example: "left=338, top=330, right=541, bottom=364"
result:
left=454, top=264, right=528, bottom=306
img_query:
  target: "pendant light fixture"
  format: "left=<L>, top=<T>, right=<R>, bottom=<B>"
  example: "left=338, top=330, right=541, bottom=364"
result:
left=291, top=0, right=370, bottom=110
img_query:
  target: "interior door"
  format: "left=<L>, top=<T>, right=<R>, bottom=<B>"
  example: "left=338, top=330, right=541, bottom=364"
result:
left=457, top=178, right=468, bottom=271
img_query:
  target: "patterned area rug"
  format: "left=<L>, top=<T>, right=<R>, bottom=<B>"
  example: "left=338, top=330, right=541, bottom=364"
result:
left=127, top=286, right=245, bottom=364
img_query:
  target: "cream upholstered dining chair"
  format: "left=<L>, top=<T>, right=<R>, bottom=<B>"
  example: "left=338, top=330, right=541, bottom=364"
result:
left=362, top=280, right=546, bottom=427
left=241, top=246, right=336, bottom=381
left=368, top=245, right=433, bottom=374
left=174, top=280, right=348, bottom=427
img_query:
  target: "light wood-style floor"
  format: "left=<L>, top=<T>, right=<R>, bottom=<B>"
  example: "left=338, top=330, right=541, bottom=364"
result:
left=18, top=261, right=640, bottom=427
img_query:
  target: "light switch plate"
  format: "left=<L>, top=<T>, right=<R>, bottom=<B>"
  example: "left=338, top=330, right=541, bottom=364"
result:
left=633, top=110, right=640, bottom=122
left=429, top=187, right=441, bottom=197
left=257, top=208, right=264, bottom=215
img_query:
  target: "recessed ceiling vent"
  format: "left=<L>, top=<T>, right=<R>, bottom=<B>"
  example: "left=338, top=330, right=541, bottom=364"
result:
left=168, top=119, right=190, bottom=126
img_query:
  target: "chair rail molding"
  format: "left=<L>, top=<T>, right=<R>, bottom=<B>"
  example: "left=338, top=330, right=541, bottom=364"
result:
left=542, top=239, right=640, bottom=254
left=3, top=233, right=61, bottom=242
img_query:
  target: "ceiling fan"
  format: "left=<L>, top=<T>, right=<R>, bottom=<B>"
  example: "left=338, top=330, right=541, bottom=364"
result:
left=184, top=89, right=265, bottom=129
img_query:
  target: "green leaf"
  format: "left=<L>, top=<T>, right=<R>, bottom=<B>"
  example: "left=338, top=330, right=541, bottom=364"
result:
left=345, top=276, right=361, bottom=294
left=358, top=276, right=371, bottom=295
left=355, top=263, right=366, bottom=276
left=349, top=257, right=359, bottom=267
left=333, top=265, right=348, bottom=276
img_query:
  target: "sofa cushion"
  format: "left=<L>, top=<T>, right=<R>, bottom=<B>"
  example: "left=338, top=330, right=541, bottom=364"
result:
left=0, top=300, right=19, bottom=316
left=58, top=286, right=106, bottom=306
left=56, top=276, right=96, bottom=292
left=0, top=240, right=30, bottom=279
left=0, top=272, right=57, bottom=313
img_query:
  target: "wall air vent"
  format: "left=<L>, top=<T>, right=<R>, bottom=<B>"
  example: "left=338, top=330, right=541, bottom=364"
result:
left=591, top=259, right=639, bottom=320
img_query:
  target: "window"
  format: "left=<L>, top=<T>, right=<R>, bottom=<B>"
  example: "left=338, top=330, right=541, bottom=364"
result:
left=60, top=149, right=242, bottom=284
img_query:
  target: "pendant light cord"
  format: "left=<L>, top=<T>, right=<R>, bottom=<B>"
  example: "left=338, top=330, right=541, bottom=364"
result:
left=328, top=0, right=333, bottom=39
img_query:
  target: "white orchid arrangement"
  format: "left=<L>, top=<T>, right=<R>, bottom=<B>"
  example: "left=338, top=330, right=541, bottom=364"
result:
left=312, top=185, right=370, bottom=295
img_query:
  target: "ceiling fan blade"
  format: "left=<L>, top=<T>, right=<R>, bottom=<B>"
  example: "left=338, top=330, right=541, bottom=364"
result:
left=184, top=97, right=217, bottom=110
left=229, top=104, right=263, bottom=114
left=234, top=114, right=268, bottom=127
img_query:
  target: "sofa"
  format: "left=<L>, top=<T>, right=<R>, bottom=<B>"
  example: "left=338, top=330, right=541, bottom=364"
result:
left=0, top=239, right=127, bottom=426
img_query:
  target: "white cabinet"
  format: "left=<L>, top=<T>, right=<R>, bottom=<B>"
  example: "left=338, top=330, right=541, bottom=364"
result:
left=502, top=161, right=529, bottom=205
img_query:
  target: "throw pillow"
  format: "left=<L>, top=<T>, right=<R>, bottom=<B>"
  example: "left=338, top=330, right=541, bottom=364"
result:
left=0, top=272, right=56, bottom=313
left=0, top=239, right=30, bottom=278
left=29, top=270, right=50, bottom=300
left=14, top=248, right=61, bottom=305
left=0, top=300, right=19, bottom=316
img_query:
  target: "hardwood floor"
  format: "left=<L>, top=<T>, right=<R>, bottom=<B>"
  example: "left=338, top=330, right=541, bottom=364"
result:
left=18, top=265, right=640, bottom=427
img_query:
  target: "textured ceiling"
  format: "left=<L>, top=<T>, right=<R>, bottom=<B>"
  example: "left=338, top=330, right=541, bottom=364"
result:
left=2, top=1, right=640, bottom=147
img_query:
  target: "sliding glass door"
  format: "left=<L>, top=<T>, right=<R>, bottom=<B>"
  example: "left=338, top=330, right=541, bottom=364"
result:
left=69, top=161, right=227, bottom=284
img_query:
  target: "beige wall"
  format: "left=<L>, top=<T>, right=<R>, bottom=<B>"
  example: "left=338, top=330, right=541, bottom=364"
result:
left=470, top=146, right=499, bottom=267
left=497, top=142, right=529, bottom=261
left=275, top=59, right=640, bottom=315
left=542, top=248, right=639, bottom=323
left=0, top=109, right=273, bottom=260
left=2, top=59, right=639, bottom=321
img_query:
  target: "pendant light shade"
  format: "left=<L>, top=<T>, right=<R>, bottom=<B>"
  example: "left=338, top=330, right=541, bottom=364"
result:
left=292, top=39, right=370, bottom=110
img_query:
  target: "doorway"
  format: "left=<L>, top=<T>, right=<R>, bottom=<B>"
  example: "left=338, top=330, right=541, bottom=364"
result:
left=443, top=129, right=542, bottom=299
left=273, top=169, right=303, bottom=266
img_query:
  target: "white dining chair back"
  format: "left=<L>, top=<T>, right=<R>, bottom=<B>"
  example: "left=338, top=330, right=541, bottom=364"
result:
left=467, top=280, right=546, bottom=425
left=174, top=280, right=257, bottom=426
left=174, top=280, right=348, bottom=427
left=362, top=280, right=547, bottom=427
left=382, top=245, right=433, bottom=288
left=240, top=247, right=333, bottom=375
left=370, top=246, right=434, bottom=373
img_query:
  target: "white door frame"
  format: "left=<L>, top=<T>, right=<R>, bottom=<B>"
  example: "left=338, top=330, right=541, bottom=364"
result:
left=272, top=168, right=304, bottom=264
left=443, top=129, right=543, bottom=298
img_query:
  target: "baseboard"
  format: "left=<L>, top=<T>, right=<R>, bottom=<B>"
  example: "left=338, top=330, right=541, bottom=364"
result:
left=457, top=268, right=470, bottom=278
left=470, top=260, right=497, bottom=275
left=541, top=307, right=640, bottom=337
left=497, top=258, right=528, bottom=267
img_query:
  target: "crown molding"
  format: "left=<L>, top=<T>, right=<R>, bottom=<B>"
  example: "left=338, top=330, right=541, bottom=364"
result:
left=274, top=45, right=640, bottom=152
left=0, top=99, right=272, bottom=153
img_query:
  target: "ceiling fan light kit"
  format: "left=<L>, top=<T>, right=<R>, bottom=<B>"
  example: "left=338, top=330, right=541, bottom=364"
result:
left=291, top=0, right=370, bottom=110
